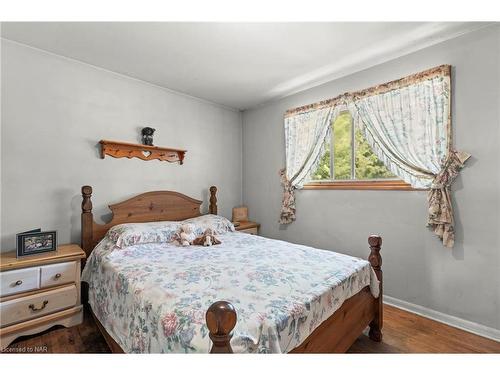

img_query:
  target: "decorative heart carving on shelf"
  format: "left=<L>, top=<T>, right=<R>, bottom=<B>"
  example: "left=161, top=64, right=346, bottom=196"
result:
left=142, top=151, right=152, bottom=158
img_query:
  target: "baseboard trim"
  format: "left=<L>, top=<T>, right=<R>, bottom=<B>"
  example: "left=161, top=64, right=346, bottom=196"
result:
left=384, top=295, right=500, bottom=343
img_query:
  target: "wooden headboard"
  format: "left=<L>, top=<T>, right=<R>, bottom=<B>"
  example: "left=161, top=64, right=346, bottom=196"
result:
left=81, top=185, right=218, bottom=257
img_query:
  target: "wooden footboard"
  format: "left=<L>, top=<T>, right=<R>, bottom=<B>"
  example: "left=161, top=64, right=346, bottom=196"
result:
left=206, top=235, right=383, bottom=353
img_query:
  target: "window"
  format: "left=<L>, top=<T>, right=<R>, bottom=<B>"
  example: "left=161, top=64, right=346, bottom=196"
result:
left=306, top=112, right=413, bottom=190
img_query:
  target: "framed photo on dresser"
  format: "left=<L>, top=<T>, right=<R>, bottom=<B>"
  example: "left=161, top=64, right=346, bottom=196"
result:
left=16, top=229, right=57, bottom=257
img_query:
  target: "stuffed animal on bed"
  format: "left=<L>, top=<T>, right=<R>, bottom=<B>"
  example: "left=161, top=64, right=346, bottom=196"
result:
left=171, top=224, right=196, bottom=246
left=193, top=229, right=221, bottom=247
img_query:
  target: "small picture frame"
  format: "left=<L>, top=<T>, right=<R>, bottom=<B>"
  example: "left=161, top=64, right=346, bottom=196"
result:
left=16, top=230, right=57, bottom=257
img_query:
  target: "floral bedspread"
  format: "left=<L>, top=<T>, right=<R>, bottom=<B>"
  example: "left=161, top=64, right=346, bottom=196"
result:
left=82, top=232, right=379, bottom=353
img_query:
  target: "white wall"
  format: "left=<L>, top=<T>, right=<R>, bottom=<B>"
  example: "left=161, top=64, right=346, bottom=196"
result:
left=1, top=39, right=243, bottom=250
left=242, top=26, right=500, bottom=331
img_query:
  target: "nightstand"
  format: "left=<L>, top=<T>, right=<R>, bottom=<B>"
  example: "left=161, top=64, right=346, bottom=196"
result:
left=0, top=244, right=86, bottom=350
left=235, top=221, right=260, bottom=235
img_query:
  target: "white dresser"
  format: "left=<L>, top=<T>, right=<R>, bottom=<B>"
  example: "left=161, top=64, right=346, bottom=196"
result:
left=0, top=244, right=86, bottom=350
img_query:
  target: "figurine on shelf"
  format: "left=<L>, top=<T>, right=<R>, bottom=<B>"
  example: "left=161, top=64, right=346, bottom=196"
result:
left=141, top=127, right=156, bottom=146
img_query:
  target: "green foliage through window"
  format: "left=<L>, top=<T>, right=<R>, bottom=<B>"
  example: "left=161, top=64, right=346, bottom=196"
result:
left=311, top=142, right=331, bottom=180
left=333, top=112, right=352, bottom=179
left=310, top=112, right=395, bottom=181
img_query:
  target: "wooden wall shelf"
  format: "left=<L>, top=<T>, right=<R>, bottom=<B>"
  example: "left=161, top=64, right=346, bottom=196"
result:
left=99, top=140, right=186, bottom=164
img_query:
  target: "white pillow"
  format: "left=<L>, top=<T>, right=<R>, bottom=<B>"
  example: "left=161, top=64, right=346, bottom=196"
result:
left=181, top=214, right=235, bottom=235
left=106, top=221, right=181, bottom=248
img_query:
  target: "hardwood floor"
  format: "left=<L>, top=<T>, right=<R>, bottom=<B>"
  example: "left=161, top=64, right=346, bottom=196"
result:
left=348, top=305, right=500, bottom=353
left=4, top=307, right=110, bottom=354
left=4, top=304, right=500, bottom=353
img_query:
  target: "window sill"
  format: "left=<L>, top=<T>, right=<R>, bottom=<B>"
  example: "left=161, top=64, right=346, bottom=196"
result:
left=303, top=180, right=425, bottom=191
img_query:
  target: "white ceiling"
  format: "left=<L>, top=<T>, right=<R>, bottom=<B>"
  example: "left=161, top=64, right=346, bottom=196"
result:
left=1, top=22, right=489, bottom=110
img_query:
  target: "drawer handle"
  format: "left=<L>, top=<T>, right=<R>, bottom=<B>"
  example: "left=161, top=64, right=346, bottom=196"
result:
left=14, top=280, right=23, bottom=286
left=54, top=273, right=62, bottom=279
left=29, top=300, right=48, bottom=312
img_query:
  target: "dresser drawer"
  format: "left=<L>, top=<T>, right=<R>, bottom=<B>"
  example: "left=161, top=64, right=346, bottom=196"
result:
left=40, top=261, right=77, bottom=288
left=0, top=267, right=40, bottom=297
left=0, top=284, right=77, bottom=327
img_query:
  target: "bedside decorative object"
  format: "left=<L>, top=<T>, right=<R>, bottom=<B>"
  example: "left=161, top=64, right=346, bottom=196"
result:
left=16, top=230, right=57, bottom=258
left=99, top=140, right=186, bottom=164
left=232, top=206, right=248, bottom=222
left=0, top=244, right=86, bottom=350
left=141, top=127, right=156, bottom=146
left=235, top=221, right=260, bottom=235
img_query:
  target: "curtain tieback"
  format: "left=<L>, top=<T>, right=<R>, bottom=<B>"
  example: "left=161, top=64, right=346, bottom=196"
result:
left=427, top=150, right=471, bottom=247
left=431, top=150, right=471, bottom=189
left=279, top=169, right=296, bottom=225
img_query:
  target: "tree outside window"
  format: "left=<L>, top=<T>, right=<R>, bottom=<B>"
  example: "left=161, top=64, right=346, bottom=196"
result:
left=310, top=112, right=396, bottom=182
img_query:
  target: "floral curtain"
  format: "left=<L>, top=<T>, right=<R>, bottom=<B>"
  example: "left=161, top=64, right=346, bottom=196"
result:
left=279, top=105, right=344, bottom=224
left=281, top=65, right=470, bottom=247
left=351, top=66, right=470, bottom=247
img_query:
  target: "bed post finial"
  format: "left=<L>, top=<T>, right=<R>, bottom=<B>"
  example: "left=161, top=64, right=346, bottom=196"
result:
left=368, top=235, right=382, bottom=277
left=82, top=185, right=93, bottom=212
left=206, top=301, right=237, bottom=353
left=209, top=186, right=217, bottom=215
left=368, top=235, right=383, bottom=342
left=81, top=185, right=94, bottom=257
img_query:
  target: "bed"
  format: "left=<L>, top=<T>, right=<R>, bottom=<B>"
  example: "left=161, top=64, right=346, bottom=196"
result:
left=80, top=185, right=383, bottom=353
